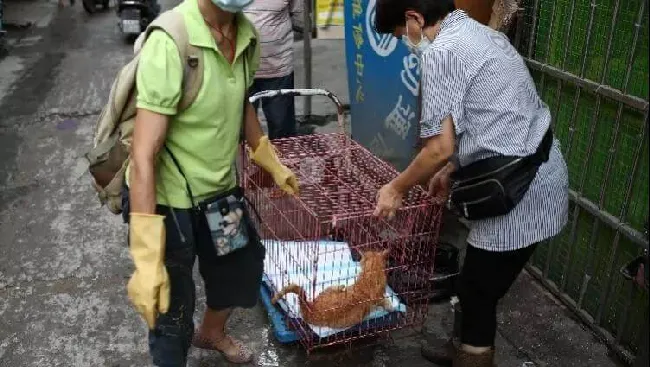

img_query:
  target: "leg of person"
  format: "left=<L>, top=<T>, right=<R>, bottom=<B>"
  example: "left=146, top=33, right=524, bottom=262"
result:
left=147, top=207, right=198, bottom=367
left=453, top=243, right=537, bottom=367
left=192, top=215, right=265, bottom=364
left=122, top=185, right=197, bottom=366
left=421, top=299, right=462, bottom=366
left=259, top=73, right=297, bottom=140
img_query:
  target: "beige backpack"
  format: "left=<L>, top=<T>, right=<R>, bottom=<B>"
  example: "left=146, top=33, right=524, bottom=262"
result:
left=85, top=10, right=204, bottom=214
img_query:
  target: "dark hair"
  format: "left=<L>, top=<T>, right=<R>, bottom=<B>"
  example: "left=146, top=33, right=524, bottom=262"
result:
left=374, top=0, right=456, bottom=34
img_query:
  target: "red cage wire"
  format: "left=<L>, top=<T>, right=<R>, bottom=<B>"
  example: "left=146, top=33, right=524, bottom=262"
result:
left=240, top=89, right=444, bottom=351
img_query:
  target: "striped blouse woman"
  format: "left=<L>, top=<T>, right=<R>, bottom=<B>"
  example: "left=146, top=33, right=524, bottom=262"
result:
left=372, top=1, right=568, bottom=366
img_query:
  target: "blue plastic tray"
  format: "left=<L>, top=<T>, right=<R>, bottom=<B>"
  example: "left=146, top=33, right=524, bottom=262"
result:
left=259, top=282, right=301, bottom=344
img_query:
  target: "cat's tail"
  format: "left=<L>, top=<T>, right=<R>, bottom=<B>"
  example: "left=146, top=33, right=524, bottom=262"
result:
left=271, top=284, right=308, bottom=306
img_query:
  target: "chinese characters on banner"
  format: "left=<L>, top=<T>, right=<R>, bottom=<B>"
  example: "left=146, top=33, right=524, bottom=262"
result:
left=401, top=54, right=420, bottom=97
left=352, top=0, right=364, bottom=103
left=368, top=133, right=395, bottom=160
left=345, top=0, right=421, bottom=169
left=385, top=95, right=415, bottom=140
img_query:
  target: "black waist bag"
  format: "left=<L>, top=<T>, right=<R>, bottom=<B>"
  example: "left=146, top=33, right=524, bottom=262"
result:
left=448, top=129, right=553, bottom=220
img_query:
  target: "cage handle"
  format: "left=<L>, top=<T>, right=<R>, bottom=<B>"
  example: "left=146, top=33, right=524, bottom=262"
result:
left=248, top=89, right=347, bottom=136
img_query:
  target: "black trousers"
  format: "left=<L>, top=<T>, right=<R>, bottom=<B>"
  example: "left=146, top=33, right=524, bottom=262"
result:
left=458, top=243, right=538, bottom=347
left=249, top=72, right=297, bottom=140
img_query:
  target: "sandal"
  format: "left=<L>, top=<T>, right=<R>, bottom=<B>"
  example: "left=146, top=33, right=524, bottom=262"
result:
left=192, top=333, right=254, bottom=364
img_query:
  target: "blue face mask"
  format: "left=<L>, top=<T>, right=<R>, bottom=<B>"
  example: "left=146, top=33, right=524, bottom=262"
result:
left=401, top=17, right=431, bottom=57
left=211, top=0, right=253, bottom=13
left=402, top=24, right=431, bottom=57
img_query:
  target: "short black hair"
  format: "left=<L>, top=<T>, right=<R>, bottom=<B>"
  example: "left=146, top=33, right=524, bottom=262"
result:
left=374, top=0, right=456, bottom=34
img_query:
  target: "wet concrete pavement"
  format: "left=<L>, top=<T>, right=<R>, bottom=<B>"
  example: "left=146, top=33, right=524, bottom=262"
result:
left=0, top=1, right=625, bottom=366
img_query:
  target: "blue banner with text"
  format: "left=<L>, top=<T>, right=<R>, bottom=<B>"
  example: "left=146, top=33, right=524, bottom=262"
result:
left=344, top=0, right=420, bottom=171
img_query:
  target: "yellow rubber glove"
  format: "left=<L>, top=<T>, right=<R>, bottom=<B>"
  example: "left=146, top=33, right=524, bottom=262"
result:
left=127, top=213, right=170, bottom=329
left=250, top=136, right=299, bottom=195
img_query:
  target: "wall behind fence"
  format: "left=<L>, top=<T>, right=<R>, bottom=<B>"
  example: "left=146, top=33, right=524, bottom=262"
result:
left=517, top=0, right=649, bottom=363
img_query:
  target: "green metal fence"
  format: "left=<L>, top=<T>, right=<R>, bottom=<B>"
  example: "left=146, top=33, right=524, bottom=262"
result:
left=515, top=0, right=649, bottom=364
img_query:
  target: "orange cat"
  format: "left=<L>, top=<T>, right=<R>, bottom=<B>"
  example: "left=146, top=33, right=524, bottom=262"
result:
left=271, top=249, right=393, bottom=329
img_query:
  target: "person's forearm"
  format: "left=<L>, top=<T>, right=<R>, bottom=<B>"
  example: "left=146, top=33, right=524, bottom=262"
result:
left=244, top=101, right=264, bottom=151
left=392, top=146, right=450, bottom=194
left=129, top=109, right=168, bottom=214
left=130, top=158, right=157, bottom=214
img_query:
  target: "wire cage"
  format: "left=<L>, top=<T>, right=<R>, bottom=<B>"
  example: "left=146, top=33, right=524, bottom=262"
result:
left=240, top=89, right=444, bottom=351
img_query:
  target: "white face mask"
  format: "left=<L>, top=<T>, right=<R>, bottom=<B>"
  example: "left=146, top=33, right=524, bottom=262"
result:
left=211, top=0, right=253, bottom=13
left=401, top=18, right=431, bottom=57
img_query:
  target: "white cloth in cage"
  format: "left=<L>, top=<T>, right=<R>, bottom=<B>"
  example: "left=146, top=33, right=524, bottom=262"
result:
left=262, top=240, right=407, bottom=338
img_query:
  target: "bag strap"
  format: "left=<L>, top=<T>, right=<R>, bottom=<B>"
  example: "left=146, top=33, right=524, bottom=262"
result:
left=527, top=128, right=553, bottom=166
left=235, top=49, right=249, bottom=186
left=178, top=45, right=204, bottom=112
left=135, top=10, right=204, bottom=113
left=162, top=47, right=262, bottom=224
left=165, top=47, right=251, bottom=207
left=164, top=145, right=196, bottom=208
left=164, top=144, right=262, bottom=223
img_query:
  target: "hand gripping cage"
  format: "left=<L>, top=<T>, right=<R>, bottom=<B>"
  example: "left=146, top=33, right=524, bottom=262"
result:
left=240, top=89, right=444, bottom=351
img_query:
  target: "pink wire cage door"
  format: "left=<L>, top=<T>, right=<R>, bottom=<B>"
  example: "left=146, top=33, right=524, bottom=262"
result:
left=240, top=89, right=444, bottom=352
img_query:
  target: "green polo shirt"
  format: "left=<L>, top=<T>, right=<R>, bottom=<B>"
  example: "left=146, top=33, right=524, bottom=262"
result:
left=129, top=0, right=260, bottom=209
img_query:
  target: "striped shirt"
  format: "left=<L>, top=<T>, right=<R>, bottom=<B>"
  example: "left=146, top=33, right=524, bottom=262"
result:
left=244, top=0, right=303, bottom=79
left=419, top=10, right=569, bottom=252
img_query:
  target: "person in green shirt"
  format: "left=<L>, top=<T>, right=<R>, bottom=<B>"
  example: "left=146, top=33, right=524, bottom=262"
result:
left=123, top=0, right=299, bottom=365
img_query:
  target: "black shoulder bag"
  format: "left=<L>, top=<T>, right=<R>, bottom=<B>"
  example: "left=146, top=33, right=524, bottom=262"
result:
left=448, top=129, right=553, bottom=220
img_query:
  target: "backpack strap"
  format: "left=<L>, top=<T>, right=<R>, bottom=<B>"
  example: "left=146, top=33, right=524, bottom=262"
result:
left=134, top=10, right=204, bottom=113
left=177, top=44, right=204, bottom=112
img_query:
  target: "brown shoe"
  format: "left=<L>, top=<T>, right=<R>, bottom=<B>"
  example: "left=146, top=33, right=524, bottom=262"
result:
left=192, top=333, right=254, bottom=364
left=453, top=347, right=495, bottom=367
left=421, top=338, right=458, bottom=366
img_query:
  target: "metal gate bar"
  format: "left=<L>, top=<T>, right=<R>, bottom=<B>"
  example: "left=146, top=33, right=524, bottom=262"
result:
left=515, top=0, right=649, bottom=364
left=525, top=60, right=649, bottom=111
left=526, top=265, right=638, bottom=363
